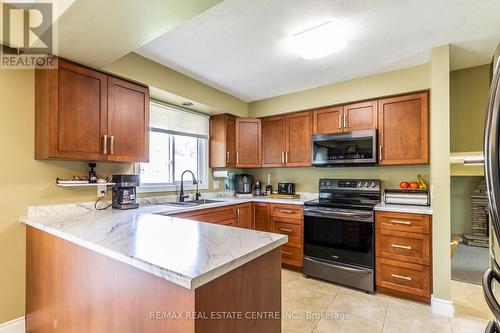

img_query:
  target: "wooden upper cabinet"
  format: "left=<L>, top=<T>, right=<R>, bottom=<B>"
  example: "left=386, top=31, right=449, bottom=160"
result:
left=313, top=107, right=342, bottom=135
left=262, top=116, right=286, bottom=167
left=209, top=114, right=236, bottom=168
left=286, top=111, right=312, bottom=166
left=343, top=100, right=377, bottom=131
left=378, top=92, right=429, bottom=165
left=107, top=77, right=149, bottom=162
left=235, top=118, right=262, bottom=167
left=36, top=60, right=108, bottom=161
left=35, top=58, right=149, bottom=162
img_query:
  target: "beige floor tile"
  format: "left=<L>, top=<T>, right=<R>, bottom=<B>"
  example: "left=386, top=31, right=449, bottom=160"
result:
left=383, top=298, right=452, bottom=333
left=313, top=292, right=389, bottom=333
left=452, top=314, right=489, bottom=333
left=283, top=318, right=320, bottom=333
left=283, top=287, right=336, bottom=314
left=452, top=280, right=494, bottom=320
left=292, top=275, right=343, bottom=296
left=282, top=268, right=303, bottom=283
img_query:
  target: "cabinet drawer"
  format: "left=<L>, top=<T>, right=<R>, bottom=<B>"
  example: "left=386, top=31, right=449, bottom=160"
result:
left=376, top=211, right=430, bottom=234
left=376, top=229, right=430, bottom=265
left=270, top=204, right=303, bottom=221
left=272, top=219, right=302, bottom=244
left=376, top=258, right=430, bottom=298
left=280, top=245, right=303, bottom=267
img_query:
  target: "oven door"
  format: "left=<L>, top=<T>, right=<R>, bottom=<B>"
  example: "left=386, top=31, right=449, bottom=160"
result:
left=304, top=207, right=375, bottom=268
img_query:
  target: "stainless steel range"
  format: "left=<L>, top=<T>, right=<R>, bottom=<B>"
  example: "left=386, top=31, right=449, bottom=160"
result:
left=303, top=179, right=381, bottom=293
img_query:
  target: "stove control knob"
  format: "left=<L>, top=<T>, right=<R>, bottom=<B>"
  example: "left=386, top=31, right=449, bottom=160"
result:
left=321, top=180, right=326, bottom=187
left=371, top=182, right=377, bottom=188
left=358, top=181, right=364, bottom=187
left=364, top=181, right=370, bottom=187
left=326, top=181, right=331, bottom=186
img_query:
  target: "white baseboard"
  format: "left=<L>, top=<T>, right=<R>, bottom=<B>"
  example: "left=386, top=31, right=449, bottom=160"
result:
left=0, top=317, right=25, bottom=333
left=431, top=295, right=455, bottom=317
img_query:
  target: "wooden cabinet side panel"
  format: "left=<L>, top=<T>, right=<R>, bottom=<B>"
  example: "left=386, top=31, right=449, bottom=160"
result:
left=195, top=248, right=281, bottom=333
left=26, top=226, right=196, bottom=333
left=34, top=69, right=52, bottom=159
left=209, top=114, right=227, bottom=168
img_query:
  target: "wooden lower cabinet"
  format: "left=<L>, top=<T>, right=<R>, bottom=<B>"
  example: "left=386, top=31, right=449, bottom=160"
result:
left=172, top=202, right=304, bottom=269
left=375, top=211, right=432, bottom=303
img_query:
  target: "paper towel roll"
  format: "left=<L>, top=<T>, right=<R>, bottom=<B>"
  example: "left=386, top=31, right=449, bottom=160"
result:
left=213, top=170, right=229, bottom=178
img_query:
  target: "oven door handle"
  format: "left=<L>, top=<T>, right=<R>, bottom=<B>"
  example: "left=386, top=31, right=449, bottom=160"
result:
left=304, top=209, right=373, bottom=222
left=305, top=257, right=372, bottom=274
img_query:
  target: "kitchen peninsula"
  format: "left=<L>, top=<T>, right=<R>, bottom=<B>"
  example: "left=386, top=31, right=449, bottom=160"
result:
left=20, top=204, right=287, bottom=333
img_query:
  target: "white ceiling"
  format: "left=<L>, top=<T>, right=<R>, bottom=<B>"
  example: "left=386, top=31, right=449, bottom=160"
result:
left=137, top=0, right=500, bottom=102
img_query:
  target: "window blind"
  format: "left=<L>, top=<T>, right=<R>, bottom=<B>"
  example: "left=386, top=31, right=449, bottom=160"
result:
left=150, top=101, right=209, bottom=137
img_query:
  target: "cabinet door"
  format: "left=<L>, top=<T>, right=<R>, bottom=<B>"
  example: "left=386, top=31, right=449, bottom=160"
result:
left=53, top=61, right=108, bottom=160
left=253, top=203, right=270, bottom=232
left=285, top=111, right=312, bottom=167
left=378, top=92, right=429, bottom=165
left=312, top=107, right=342, bottom=135
left=107, top=77, right=150, bottom=162
left=209, top=114, right=235, bottom=168
left=262, top=116, right=286, bottom=167
left=236, top=203, right=254, bottom=229
left=343, top=100, right=377, bottom=131
left=235, top=118, right=261, bottom=167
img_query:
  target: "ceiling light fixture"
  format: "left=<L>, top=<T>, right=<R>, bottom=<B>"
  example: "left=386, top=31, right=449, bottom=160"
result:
left=291, top=21, right=346, bottom=60
left=182, top=102, right=194, bottom=107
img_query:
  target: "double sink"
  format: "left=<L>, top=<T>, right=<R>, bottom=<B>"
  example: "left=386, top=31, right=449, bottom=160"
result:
left=154, top=199, right=225, bottom=208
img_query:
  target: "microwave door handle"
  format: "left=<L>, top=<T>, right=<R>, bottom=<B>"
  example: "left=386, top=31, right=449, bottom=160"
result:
left=485, top=61, right=500, bottom=242
left=483, top=269, right=500, bottom=322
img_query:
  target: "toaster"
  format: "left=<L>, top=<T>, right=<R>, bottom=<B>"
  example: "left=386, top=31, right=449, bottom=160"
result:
left=277, top=182, right=295, bottom=195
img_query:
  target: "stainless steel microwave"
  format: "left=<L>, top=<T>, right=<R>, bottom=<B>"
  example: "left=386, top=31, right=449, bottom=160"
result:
left=311, top=129, right=377, bottom=166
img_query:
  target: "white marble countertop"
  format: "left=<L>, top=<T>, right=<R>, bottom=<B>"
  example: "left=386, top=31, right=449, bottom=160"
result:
left=374, top=202, right=433, bottom=215
left=20, top=201, right=289, bottom=290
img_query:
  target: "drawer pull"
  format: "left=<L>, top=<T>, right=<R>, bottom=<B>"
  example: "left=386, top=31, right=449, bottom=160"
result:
left=282, top=251, right=293, bottom=257
left=279, top=209, right=294, bottom=214
left=391, top=244, right=412, bottom=250
left=391, top=274, right=412, bottom=281
left=390, top=219, right=411, bottom=225
left=279, top=227, right=293, bottom=233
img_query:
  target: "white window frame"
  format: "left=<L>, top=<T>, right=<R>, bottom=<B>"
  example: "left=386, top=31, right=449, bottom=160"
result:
left=136, top=101, right=209, bottom=193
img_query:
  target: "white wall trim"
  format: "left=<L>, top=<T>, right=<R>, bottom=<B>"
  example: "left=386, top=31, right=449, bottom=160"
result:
left=0, top=317, right=25, bottom=333
left=431, top=295, right=455, bottom=317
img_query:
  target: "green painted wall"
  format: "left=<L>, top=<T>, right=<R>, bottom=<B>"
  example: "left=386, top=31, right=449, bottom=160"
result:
left=450, top=176, right=483, bottom=236
left=450, top=64, right=491, bottom=152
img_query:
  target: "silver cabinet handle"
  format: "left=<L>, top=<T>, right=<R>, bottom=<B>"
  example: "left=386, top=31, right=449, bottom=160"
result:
left=379, top=144, right=383, bottom=161
left=103, top=135, right=108, bottom=154
left=281, top=151, right=285, bottom=164
left=390, top=219, right=411, bottom=225
left=280, top=209, right=294, bottom=214
left=285, top=151, right=288, bottom=163
left=391, top=244, right=412, bottom=250
left=391, top=274, right=412, bottom=281
left=282, top=251, right=293, bottom=257
left=237, top=208, right=240, bottom=220
left=338, top=113, right=342, bottom=129
left=279, top=227, right=293, bottom=233
left=343, top=113, right=347, bottom=128
left=226, top=151, right=230, bottom=163
left=110, top=135, right=115, bottom=154
left=236, top=152, right=239, bottom=164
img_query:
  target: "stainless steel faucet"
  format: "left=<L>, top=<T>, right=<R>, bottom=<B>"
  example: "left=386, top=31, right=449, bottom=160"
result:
left=179, top=170, right=201, bottom=202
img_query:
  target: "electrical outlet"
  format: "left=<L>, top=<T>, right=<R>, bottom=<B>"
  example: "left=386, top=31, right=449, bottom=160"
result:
left=97, top=185, right=108, bottom=197
left=213, top=180, right=220, bottom=189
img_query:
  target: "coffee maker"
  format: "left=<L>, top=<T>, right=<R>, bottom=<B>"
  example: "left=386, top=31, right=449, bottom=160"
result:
left=112, top=175, right=140, bottom=209
left=234, top=174, right=253, bottom=194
